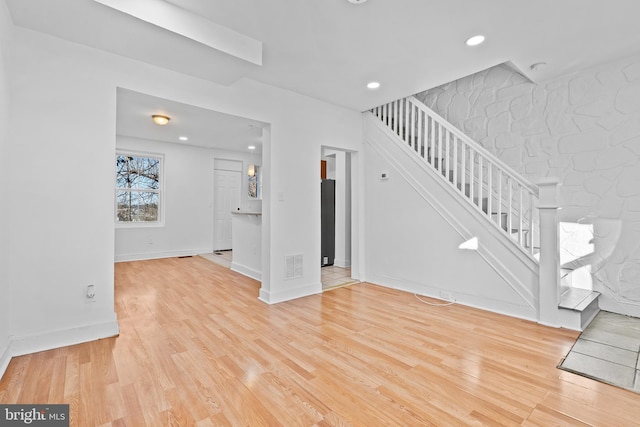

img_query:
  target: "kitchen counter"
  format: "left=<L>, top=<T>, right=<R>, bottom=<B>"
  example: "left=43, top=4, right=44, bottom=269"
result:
left=231, top=211, right=262, bottom=216
left=230, top=211, right=262, bottom=281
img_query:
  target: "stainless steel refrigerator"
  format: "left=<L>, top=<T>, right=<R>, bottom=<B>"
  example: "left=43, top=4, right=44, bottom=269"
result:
left=321, top=179, right=335, bottom=266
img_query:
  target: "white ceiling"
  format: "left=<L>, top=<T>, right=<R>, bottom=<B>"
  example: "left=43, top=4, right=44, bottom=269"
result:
left=7, top=0, right=640, bottom=148
left=116, top=88, right=265, bottom=153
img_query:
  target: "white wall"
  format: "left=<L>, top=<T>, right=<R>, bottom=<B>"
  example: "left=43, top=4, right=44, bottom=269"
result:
left=3, top=21, right=362, bottom=360
left=6, top=29, right=119, bottom=350
left=115, top=136, right=260, bottom=262
left=0, top=0, right=12, bottom=374
left=334, top=151, right=350, bottom=268
left=344, top=153, right=352, bottom=267
left=259, top=88, right=362, bottom=303
left=415, top=56, right=640, bottom=316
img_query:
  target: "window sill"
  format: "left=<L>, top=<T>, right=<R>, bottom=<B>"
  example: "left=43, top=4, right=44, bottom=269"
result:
left=115, top=221, right=165, bottom=229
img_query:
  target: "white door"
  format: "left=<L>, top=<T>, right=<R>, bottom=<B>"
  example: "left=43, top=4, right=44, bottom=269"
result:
left=214, top=169, right=241, bottom=250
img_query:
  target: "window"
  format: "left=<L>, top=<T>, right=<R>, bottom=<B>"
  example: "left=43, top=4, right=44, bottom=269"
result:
left=115, top=153, right=162, bottom=224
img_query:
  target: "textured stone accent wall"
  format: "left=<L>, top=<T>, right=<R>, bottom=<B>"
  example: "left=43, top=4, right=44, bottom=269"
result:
left=415, top=57, right=640, bottom=312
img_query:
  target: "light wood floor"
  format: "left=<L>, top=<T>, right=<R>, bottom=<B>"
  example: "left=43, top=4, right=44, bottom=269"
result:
left=2, top=257, right=640, bottom=426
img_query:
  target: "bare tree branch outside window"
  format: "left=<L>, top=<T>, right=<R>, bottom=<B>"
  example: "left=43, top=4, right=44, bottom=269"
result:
left=115, top=155, right=161, bottom=222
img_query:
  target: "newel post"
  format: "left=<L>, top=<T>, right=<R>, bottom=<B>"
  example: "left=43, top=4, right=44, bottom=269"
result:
left=536, top=178, right=560, bottom=327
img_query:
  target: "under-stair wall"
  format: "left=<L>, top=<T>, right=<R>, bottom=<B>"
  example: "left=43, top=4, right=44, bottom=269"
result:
left=363, top=114, right=539, bottom=321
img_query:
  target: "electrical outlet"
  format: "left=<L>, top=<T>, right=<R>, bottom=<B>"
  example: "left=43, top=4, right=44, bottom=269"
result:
left=85, top=284, right=96, bottom=303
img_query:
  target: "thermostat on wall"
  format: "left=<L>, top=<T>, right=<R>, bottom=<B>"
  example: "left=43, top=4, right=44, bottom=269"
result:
left=380, top=171, right=389, bottom=180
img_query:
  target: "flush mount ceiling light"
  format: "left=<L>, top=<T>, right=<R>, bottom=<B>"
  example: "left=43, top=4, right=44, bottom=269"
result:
left=248, top=145, right=256, bottom=150
left=179, top=136, right=188, bottom=141
left=367, top=81, right=381, bottom=90
left=465, top=35, right=485, bottom=46
left=348, top=0, right=368, bottom=4
left=152, top=114, right=170, bottom=125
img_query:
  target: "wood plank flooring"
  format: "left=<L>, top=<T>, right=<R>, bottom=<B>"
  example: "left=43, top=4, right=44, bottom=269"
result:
left=2, top=256, right=640, bottom=426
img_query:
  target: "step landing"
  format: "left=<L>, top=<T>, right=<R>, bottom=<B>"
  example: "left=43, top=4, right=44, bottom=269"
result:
left=558, top=288, right=600, bottom=331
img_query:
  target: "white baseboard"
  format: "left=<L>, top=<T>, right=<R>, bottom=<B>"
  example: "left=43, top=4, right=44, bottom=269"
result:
left=0, top=340, right=10, bottom=380
left=596, top=290, right=640, bottom=318
left=334, top=259, right=351, bottom=268
left=10, top=319, right=120, bottom=358
left=366, top=273, right=537, bottom=324
left=259, top=282, right=321, bottom=304
left=231, top=262, right=261, bottom=281
left=115, top=248, right=212, bottom=263
left=0, top=319, right=120, bottom=381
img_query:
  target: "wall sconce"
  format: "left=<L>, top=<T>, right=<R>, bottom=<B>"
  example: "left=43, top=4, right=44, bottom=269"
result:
left=152, top=114, right=170, bottom=125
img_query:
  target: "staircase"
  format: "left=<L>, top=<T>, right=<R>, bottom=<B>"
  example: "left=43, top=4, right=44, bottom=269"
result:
left=369, top=96, right=600, bottom=330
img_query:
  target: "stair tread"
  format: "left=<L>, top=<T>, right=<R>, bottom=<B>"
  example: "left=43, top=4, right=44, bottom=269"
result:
left=559, top=288, right=600, bottom=311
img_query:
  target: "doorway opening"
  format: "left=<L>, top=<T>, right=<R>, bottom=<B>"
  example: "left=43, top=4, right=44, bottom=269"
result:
left=213, top=159, right=242, bottom=251
left=321, top=147, right=357, bottom=290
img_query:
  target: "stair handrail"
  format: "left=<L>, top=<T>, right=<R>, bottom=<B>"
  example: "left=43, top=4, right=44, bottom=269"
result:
left=405, top=96, right=538, bottom=198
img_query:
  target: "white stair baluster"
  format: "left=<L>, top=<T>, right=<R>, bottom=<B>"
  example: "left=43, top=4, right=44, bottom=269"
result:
left=460, top=142, right=466, bottom=197
left=437, top=122, right=443, bottom=173
left=394, top=100, right=398, bottom=134
left=419, top=112, right=425, bottom=158
left=478, top=155, right=483, bottom=212
left=519, top=186, right=524, bottom=246
left=497, top=169, right=503, bottom=230
left=487, top=159, right=493, bottom=220
left=444, top=129, right=449, bottom=180
left=469, top=150, right=476, bottom=204
left=398, top=99, right=406, bottom=142
left=411, top=107, right=416, bottom=149
left=452, top=136, right=458, bottom=188
left=396, top=100, right=401, bottom=135
left=429, top=115, right=435, bottom=167
left=507, top=177, right=513, bottom=236
left=529, top=192, right=535, bottom=255
left=416, top=110, right=422, bottom=154
left=404, top=99, right=410, bottom=143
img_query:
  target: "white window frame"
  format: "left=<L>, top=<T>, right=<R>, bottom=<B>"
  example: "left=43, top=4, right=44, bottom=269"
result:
left=115, top=151, right=165, bottom=228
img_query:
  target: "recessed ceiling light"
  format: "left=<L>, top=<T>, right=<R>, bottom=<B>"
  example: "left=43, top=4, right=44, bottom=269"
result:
left=367, top=81, right=380, bottom=90
left=151, top=114, right=170, bottom=125
left=179, top=136, right=188, bottom=141
left=248, top=145, right=256, bottom=150
left=465, top=35, right=485, bottom=46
